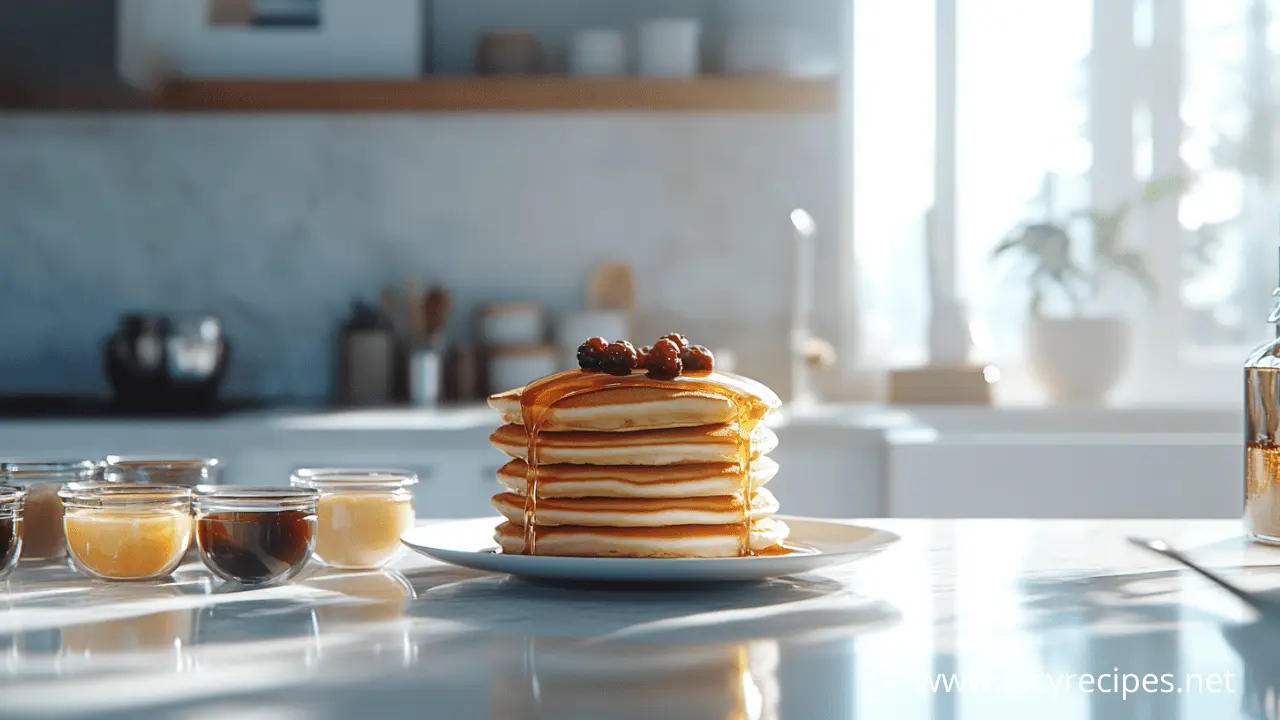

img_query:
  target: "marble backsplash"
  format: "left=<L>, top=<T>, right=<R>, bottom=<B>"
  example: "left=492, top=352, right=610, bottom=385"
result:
left=0, top=114, right=838, bottom=401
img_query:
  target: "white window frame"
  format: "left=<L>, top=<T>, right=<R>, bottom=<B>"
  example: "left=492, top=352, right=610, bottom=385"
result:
left=835, top=0, right=1257, bottom=406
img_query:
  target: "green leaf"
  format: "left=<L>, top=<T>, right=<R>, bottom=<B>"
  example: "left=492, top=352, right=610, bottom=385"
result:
left=992, top=222, right=1073, bottom=265
left=1104, top=250, right=1157, bottom=297
left=1090, top=209, right=1129, bottom=253
left=991, top=228, right=1029, bottom=258
left=1140, top=174, right=1191, bottom=204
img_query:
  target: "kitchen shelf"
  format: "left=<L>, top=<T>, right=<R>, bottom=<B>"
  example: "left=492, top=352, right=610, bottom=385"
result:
left=0, top=84, right=151, bottom=111
left=154, top=77, right=838, bottom=113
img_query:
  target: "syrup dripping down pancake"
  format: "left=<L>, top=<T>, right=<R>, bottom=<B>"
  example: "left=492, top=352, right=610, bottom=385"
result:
left=488, top=370, right=781, bottom=432
left=491, top=488, right=779, bottom=527
left=496, top=456, right=780, bottom=499
left=493, top=517, right=790, bottom=558
left=489, top=423, right=778, bottom=466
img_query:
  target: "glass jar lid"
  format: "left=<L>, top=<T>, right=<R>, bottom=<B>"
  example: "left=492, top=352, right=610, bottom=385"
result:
left=0, top=485, right=27, bottom=509
left=291, top=468, right=418, bottom=492
left=103, top=457, right=218, bottom=485
left=1, top=460, right=98, bottom=484
left=194, top=486, right=318, bottom=513
left=104, top=456, right=218, bottom=472
left=104, top=456, right=218, bottom=469
left=59, top=483, right=191, bottom=510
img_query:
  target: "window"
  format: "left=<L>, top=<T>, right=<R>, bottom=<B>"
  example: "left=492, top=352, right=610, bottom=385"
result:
left=851, top=0, right=1275, bottom=403
left=852, top=0, right=934, bottom=368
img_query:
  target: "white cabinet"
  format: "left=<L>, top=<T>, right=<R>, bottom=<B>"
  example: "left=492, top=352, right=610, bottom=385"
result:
left=886, top=433, right=1242, bottom=519
left=767, top=425, right=885, bottom=518
left=230, top=447, right=502, bottom=518
left=226, top=426, right=505, bottom=518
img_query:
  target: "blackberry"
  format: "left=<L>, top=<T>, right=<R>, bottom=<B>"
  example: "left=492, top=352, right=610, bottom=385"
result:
left=645, top=338, right=683, bottom=380
left=600, top=341, right=638, bottom=376
left=681, top=345, right=715, bottom=373
left=660, top=333, right=690, bottom=351
left=576, top=337, right=609, bottom=371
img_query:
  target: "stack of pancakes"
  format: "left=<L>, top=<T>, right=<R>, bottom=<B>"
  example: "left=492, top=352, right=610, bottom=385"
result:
left=487, top=371, right=785, bottom=557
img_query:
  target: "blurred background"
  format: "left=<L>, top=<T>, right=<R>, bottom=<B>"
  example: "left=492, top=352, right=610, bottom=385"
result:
left=0, top=0, right=1268, bottom=518
left=0, top=0, right=1269, bottom=409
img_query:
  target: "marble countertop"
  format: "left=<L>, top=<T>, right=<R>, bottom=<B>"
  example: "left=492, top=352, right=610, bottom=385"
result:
left=2, top=519, right=1279, bottom=719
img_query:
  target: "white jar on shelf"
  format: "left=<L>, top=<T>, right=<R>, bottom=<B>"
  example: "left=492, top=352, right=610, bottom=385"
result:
left=570, top=29, right=627, bottom=77
left=637, top=18, right=701, bottom=77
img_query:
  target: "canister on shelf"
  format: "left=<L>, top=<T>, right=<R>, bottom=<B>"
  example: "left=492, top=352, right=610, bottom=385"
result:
left=477, top=302, right=545, bottom=346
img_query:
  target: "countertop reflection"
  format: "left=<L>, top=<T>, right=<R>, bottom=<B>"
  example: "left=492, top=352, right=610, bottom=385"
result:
left=1, top=520, right=1279, bottom=719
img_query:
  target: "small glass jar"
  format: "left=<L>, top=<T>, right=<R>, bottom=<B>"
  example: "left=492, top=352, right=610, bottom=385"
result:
left=0, top=461, right=97, bottom=562
left=290, top=469, right=417, bottom=571
left=102, top=456, right=219, bottom=486
left=103, top=457, right=215, bottom=561
left=0, top=485, right=27, bottom=581
left=59, top=483, right=192, bottom=582
left=194, top=486, right=319, bottom=586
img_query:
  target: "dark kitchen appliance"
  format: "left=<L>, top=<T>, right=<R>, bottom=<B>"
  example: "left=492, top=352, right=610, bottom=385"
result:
left=104, top=315, right=230, bottom=411
left=336, top=301, right=396, bottom=406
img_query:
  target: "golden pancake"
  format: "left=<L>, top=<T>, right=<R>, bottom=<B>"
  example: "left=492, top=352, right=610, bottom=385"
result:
left=489, top=423, right=778, bottom=466
left=493, top=517, right=790, bottom=558
left=491, top=488, right=779, bottom=527
left=488, top=369, right=781, bottom=432
left=496, top=456, right=779, bottom=498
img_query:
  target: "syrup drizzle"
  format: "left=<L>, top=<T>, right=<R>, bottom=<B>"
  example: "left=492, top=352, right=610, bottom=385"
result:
left=517, top=369, right=777, bottom=556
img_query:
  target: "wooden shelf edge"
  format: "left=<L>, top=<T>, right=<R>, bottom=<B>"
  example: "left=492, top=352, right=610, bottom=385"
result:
left=0, top=83, right=153, bottom=111
left=156, top=77, right=838, bottom=114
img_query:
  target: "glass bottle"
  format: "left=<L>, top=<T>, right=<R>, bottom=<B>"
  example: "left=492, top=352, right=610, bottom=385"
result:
left=1245, top=250, right=1280, bottom=543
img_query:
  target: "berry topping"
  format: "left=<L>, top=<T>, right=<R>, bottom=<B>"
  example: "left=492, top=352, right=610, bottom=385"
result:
left=660, top=333, right=690, bottom=351
left=645, top=338, right=683, bottom=380
left=636, top=345, right=652, bottom=369
left=576, top=336, right=609, bottom=371
left=600, top=341, right=638, bottom=376
left=681, top=345, right=715, bottom=373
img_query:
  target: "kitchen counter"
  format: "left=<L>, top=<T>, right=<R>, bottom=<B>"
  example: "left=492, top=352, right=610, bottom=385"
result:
left=0, top=404, right=1246, bottom=519
left=1, top=519, right=1277, bottom=719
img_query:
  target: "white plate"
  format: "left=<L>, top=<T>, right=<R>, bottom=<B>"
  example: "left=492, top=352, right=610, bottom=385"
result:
left=400, top=516, right=899, bottom=583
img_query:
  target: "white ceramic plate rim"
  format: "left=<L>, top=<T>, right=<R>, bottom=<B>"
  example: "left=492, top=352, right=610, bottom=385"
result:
left=401, top=516, right=900, bottom=582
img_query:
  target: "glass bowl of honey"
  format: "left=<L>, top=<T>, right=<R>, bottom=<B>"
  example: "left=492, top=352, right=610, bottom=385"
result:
left=59, top=483, right=192, bottom=582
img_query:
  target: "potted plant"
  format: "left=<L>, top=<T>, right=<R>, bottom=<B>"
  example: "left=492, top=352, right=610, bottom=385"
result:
left=993, top=175, right=1190, bottom=404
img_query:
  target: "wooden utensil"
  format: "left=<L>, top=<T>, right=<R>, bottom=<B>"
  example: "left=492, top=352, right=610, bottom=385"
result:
left=380, top=287, right=403, bottom=338
left=424, top=286, right=451, bottom=345
left=588, top=261, right=635, bottom=311
left=404, top=279, right=424, bottom=345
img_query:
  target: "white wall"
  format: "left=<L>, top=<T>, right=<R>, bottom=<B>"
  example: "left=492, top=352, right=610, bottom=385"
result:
left=0, top=113, right=839, bottom=401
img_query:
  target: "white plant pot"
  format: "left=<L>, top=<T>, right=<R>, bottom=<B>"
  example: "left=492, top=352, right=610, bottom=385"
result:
left=1027, top=317, right=1131, bottom=405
